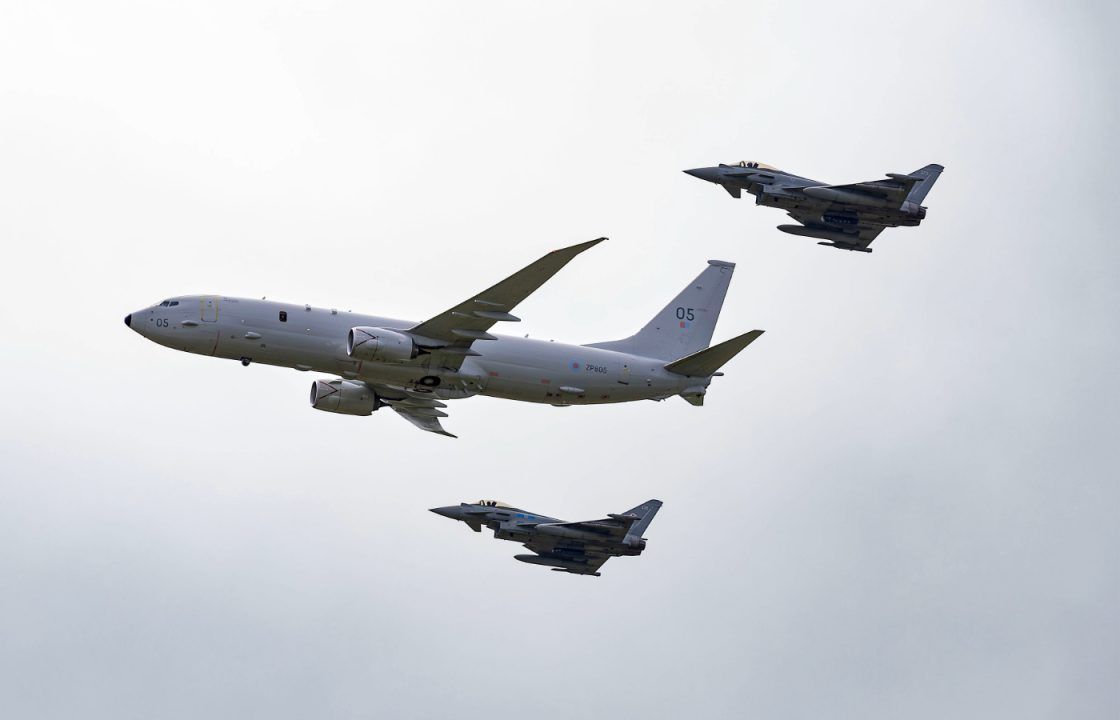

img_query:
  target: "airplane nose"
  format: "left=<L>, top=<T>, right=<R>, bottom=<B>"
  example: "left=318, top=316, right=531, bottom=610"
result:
left=124, top=314, right=132, bottom=327
left=684, top=167, right=718, bottom=182
left=429, top=506, right=460, bottom=520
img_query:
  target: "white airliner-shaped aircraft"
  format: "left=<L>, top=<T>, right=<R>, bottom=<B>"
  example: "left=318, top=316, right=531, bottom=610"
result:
left=124, top=238, right=763, bottom=436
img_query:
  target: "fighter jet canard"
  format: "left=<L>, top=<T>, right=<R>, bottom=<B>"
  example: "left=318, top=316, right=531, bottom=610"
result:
left=125, top=239, right=764, bottom=437
left=431, top=499, right=663, bottom=577
left=685, top=161, right=944, bottom=253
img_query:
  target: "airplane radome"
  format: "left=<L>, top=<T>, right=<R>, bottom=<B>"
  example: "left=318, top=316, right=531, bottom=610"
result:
left=124, top=238, right=763, bottom=437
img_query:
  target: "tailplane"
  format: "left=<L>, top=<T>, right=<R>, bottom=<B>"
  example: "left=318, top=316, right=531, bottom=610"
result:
left=904, top=163, right=944, bottom=205
left=664, top=330, right=764, bottom=377
left=586, top=261, right=735, bottom=361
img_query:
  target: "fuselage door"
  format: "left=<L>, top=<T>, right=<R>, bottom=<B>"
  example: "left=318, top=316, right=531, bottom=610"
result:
left=619, top=361, right=631, bottom=386
left=200, top=296, right=219, bottom=323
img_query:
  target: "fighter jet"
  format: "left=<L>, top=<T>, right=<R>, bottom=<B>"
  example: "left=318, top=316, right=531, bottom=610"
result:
left=430, top=499, right=662, bottom=576
left=125, top=239, right=764, bottom=437
left=685, top=161, right=944, bottom=253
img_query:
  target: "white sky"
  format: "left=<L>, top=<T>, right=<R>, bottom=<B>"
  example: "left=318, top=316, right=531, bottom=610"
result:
left=1, top=2, right=1117, bottom=718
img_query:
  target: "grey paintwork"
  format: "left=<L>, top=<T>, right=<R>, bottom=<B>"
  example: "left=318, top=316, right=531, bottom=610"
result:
left=684, top=161, right=944, bottom=252
left=430, top=499, right=663, bottom=576
left=124, top=240, right=763, bottom=436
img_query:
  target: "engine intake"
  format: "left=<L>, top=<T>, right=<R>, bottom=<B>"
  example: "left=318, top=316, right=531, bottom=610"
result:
left=346, top=327, right=417, bottom=363
left=309, top=379, right=379, bottom=416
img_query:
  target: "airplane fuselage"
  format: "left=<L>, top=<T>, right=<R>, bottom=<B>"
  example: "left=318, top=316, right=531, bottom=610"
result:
left=127, top=295, right=707, bottom=406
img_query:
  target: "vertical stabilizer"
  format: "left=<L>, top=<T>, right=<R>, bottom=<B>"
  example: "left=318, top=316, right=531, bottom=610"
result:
left=622, top=499, right=663, bottom=539
left=586, top=261, right=735, bottom=361
left=904, top=164, right=944, bottom=205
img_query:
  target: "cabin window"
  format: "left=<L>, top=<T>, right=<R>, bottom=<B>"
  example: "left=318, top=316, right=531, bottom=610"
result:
left=279, top=311, right=288, bottom=322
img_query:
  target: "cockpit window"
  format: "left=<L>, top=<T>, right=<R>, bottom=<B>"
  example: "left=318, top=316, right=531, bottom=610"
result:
left=476, top=500, right=512, bottom=508
left=733, top=161, right=779, bottom=171
left=159, top=300, right=170, bottom=307
left=169, top=301, right=179, bottom=306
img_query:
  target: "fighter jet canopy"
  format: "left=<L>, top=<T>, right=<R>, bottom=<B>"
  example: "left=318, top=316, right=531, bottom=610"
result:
left=726, top=160, right=780, bottom=171
left=475, top=499, right=513, bottom=508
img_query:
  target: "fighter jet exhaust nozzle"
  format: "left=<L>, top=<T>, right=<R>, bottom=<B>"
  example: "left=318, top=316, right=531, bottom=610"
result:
left=309, top=379, right=381, bottom=416
left=623, top=537, right=646, bottom=550
left=346, top=327, right=417, bottom=363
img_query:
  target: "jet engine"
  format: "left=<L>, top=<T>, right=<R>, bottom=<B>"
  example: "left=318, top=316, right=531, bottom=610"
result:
left=346, top=327, right=417, bottom=363
left=309, top=379, right=379, bottom=416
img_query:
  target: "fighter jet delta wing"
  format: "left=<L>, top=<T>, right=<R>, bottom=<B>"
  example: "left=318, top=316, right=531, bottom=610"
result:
left=801, top=173, right=925, bottom=209
left=782, top=210, right=884, bottom=252
left=406, top=237, right=606, bottom=365
left=517, top=499, right=663, bottom=576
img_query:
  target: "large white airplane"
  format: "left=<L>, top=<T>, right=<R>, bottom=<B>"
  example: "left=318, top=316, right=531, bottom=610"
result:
left=124, top=238, right=763, bottom=436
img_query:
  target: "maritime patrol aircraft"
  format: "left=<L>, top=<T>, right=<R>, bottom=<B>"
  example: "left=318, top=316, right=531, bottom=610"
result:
left=685, top=161, right=943, bottom=253
left=430, top=498, right=662, bottom=576
left=124, top=239, right=763, bottom=437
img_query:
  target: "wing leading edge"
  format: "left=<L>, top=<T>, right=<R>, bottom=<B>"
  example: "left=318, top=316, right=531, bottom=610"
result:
left=344, top=239, right=607, bottom=437
left=407, top=237, right=606, bottom=351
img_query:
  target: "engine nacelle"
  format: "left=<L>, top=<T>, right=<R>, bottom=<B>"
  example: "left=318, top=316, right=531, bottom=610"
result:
left=346, top=327, right=417, bottom=363
left=309, top=379, right=379, bottom=416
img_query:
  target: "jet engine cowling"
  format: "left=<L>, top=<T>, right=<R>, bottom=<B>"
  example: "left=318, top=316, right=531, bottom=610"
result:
left=346, top=327, right=417, bottom=363
left=309, top=379, right=379, bottom=416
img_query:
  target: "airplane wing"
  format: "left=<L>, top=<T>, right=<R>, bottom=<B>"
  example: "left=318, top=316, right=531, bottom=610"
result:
left=811, top=172, right=925, bottom=208
left=368, top=383, right=458, bottom=437
left=406, top=238, right=605, bottom=355
left=540, top=514, right=640, bottom=543
left=392, top=406, right=456, bottom=438
left=785, top=209, right=885, bottom=250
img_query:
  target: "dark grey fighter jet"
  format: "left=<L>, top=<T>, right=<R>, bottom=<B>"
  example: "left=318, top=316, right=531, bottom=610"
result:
left=430, top=498, right=662, bottom=576
left=685, top=161, right=944, bottom=253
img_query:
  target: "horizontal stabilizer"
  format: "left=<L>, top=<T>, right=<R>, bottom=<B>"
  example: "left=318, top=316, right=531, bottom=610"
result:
left=664, top=330, right=764, bottom=377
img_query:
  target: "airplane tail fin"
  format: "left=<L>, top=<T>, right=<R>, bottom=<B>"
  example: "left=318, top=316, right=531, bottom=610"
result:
left=904, top=164, right=944, bottom=205
left=664, top=330, right=764, bottom=377
left=622, top=499, right=662, bottom=539
left=585, top=261, right=735, bottom=361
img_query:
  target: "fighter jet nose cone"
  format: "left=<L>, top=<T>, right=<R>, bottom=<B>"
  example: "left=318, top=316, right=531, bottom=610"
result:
left=124, top=314, right=132, bottom=327
left=429, top=506, right=456, bottom=519
left=684, top=168, right=717, bottom=182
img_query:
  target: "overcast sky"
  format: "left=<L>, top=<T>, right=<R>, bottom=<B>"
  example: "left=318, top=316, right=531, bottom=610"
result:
left=1, top=2, right=1117, bottom=718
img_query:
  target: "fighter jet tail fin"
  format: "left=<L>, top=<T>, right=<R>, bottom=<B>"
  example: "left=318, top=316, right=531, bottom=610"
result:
left=622, top=499, right=663, bottom=539
left=904, top=164, right=944, bottom=205
left=585, top=261, right=735, bottom=361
